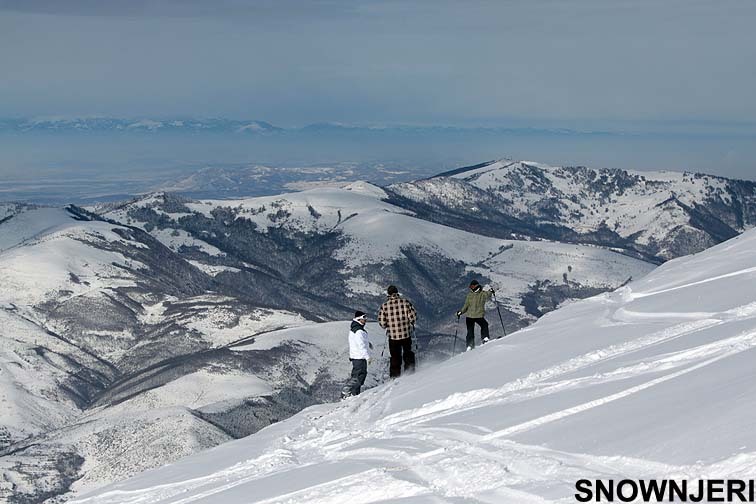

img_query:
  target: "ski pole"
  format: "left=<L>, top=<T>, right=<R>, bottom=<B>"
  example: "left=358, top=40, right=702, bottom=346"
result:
left=451, top=315, right=460, bottom=355
left=412, top=325, right=419, bottom=370
left=492, top=291, right=507, bottom=338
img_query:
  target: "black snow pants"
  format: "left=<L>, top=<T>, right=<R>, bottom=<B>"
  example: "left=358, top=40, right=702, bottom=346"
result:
left=347, top=358, right=368, bottom=396
left=389, top=337, right=415, bottom=378
left=465, top=317, right=489, bottom=348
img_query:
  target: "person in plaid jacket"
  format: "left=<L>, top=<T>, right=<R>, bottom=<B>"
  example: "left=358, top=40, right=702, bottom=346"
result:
left=378, top=285, right=417, bottom=377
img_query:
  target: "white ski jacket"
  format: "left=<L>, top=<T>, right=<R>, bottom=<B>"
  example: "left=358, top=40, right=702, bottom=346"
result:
left=348, top=319, right=371, bottom=360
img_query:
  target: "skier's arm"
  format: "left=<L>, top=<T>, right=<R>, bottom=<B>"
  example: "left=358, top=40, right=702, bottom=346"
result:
left=359, top=329, right=371, bottom=359
left=459, top=295, right=470, bottom=315
left=407, top=301, right=417, bottom=325
left=378, top=303, right=388, bottom=328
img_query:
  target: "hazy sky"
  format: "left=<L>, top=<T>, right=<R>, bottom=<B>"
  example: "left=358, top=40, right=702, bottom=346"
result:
left=2, top=0, right=755, bottom=129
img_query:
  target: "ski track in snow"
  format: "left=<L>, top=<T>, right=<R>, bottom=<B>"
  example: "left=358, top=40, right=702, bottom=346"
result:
left=631, top=265, right=756, bottom=299
left=378, top=317, right=723, bottom=430
left=484, top=328, right=756, bottom=440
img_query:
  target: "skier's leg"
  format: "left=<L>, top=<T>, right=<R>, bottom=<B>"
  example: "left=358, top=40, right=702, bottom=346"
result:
left=342, top=359, right=358, bottom=398
left=389, top=338, right=402, bottom=378
left=402, top=337, right=415, bottom=374
left=465, top=317, right=475, bottom=349
left=348, top=359, right=361, bottom=396
left=353, top=359, right=367, bottom=395
left=479, top=318, right=490, bottom=343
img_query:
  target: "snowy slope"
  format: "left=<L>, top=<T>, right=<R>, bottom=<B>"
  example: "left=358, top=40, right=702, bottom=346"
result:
left=0, top=207, right=144, bottom=308
left=0, top=309, right=84, bottom=445
left=73, top=227, right=756, bottom=503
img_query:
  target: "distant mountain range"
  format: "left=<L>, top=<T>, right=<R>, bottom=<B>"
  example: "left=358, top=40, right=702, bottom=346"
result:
left=0, top=117, right=282, bottom=134
left=0, top=116, right=610, bottom=136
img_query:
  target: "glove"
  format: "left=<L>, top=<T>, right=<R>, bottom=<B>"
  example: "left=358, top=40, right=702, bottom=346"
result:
left=490, top=288, right=495, bottom=295
left=456, top=311, right=462, bottom=318
left=368, top=342, right=374, bottom=350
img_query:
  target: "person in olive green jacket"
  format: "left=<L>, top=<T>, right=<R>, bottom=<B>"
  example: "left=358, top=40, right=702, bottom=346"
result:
left=456, top=279, right=494, bottom=350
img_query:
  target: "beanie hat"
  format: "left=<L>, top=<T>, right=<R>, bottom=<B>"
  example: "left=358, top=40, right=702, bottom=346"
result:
left=387, top=285, right=398, bottom=295
left=354, top=310, right=366, bottom=319
left=469, top=279, right=480, bottom=287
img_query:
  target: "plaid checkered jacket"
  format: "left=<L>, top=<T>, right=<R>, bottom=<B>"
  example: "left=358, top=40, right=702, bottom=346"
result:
left=378, top=293, right=417, bottom=340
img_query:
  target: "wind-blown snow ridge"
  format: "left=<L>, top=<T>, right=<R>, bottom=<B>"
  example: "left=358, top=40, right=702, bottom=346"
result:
left=74, top=229, right=756, bottom=503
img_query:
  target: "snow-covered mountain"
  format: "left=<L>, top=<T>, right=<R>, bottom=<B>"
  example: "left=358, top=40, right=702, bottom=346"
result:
left=0, top=206, right=344, bottom=502
left=387, top=160, right=756, bottom=262
left=72, top=222, right=756, bottom=504
left=100, top=183, right=652, bottom=326
left=0, top=182, right=652, bottom=502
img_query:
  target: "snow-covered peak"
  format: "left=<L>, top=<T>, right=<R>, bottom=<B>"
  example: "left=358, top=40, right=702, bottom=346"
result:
left=342, top=180, right=388, bottom=199
left=73, top=227, right=756, bottom=503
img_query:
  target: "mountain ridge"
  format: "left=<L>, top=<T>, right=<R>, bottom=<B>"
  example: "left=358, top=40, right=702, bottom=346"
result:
left=0, top=117, right=651, bottom=138
left=387, top=159, right=756, bottom=262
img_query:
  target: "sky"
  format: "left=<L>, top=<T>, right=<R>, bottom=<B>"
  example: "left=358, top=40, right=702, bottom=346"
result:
left=2, top=0, right=755, bottom=128
left=0, top=0, right=755, bottom=186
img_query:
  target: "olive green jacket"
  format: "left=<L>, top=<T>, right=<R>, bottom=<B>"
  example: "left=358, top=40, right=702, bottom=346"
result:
left=459, top=288, right=492, bottom=318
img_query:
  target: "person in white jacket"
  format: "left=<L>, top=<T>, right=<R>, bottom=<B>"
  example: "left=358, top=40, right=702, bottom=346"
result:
left=342, top=310, right=372, bottom=398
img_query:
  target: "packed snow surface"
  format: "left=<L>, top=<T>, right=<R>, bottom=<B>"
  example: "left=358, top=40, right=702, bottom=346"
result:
left=73, top=228, right=756, bottom=502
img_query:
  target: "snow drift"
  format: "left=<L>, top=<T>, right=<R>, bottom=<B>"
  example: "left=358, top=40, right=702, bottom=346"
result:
left=72, top=224, right=756, bottom=503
